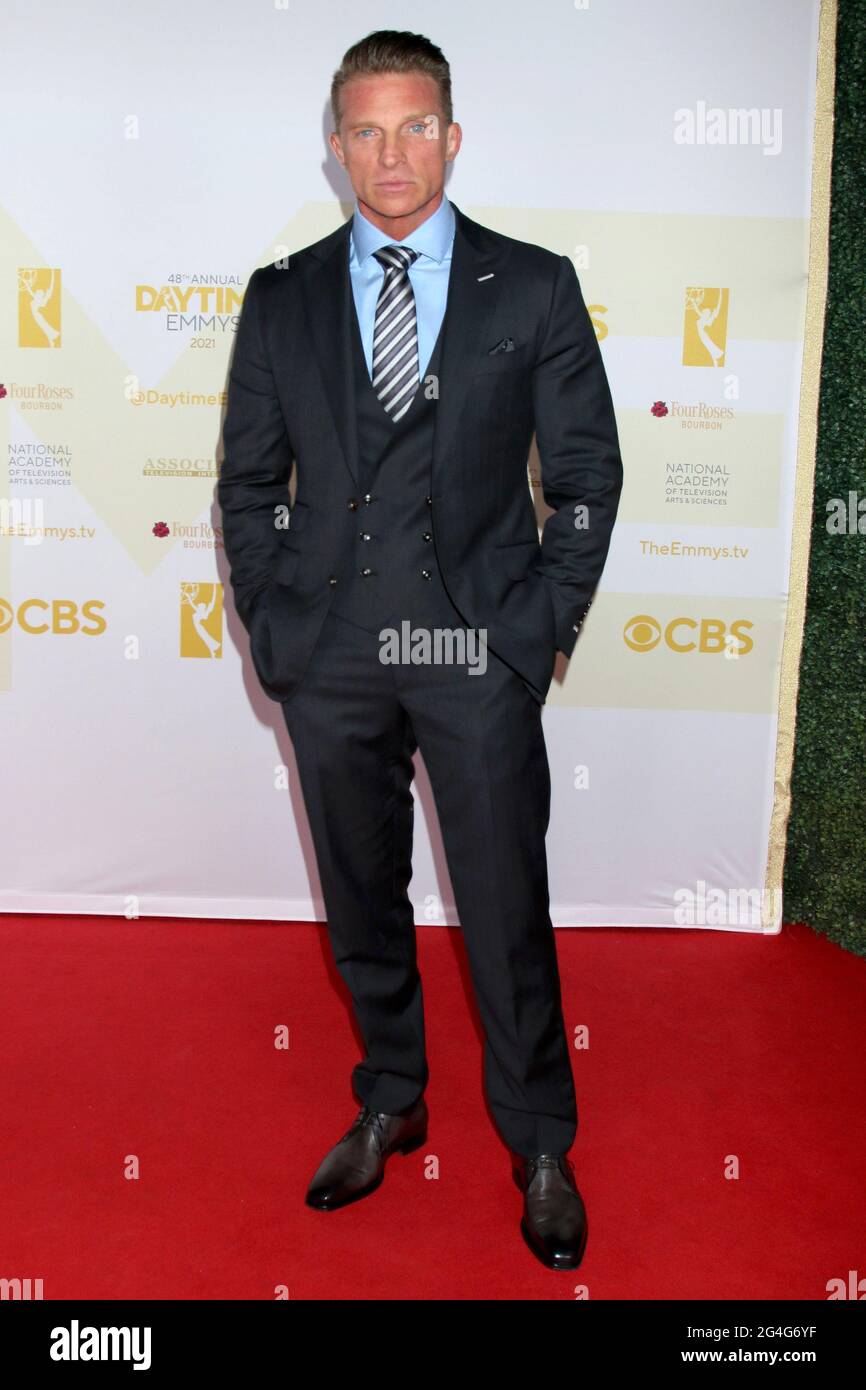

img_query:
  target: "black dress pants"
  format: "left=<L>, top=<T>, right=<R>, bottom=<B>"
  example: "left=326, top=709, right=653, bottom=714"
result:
left=280, top=605, right=577, bottom=1157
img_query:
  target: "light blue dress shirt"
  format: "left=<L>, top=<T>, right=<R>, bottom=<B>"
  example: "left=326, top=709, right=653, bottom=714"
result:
left=348, top=192, right=456, bottom=381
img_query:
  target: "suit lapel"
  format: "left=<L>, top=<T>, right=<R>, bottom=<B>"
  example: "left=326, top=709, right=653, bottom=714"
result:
left=302, top=215, right=360, bottom=489
left=300, top=199, right=508, bottom=494
left=428, top=202, right=505, bottom=494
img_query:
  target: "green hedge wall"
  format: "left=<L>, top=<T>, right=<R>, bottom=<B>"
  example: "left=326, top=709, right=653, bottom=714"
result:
left=784, top=0, right=866, bottom=954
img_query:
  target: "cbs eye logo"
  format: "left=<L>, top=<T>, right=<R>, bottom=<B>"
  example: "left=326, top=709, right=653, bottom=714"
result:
left=623, top=615, right=662, bottom=651
left=624, top=615, right=753, bottom=655
left=0, top=598, right=107, bottom=635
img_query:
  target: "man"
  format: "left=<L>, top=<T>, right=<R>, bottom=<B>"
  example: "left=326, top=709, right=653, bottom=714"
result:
left=217, top=29, right=623, bottom=1272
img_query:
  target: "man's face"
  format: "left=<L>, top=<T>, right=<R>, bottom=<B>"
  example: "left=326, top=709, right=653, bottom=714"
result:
left=329, top=71, right=461, bottom=237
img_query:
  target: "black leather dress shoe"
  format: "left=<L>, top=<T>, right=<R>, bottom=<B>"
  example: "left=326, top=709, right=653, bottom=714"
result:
left=512, top=1153, right=588, bottom=1270
left=305, top=1099, right=428, bottom=1210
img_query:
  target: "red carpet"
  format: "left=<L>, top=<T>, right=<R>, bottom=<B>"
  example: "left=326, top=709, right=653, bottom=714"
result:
left=1, top=916, right=864, bottom=1300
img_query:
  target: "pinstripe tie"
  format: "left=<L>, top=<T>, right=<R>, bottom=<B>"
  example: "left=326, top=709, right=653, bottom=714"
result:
left=371, top=244, right=420, bottom=423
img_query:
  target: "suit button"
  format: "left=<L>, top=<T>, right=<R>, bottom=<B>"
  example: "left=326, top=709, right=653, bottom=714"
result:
left=425, top=495, right=432, bottom=506
left=328, top=575, right=338, bottom=586
left=363, top=493, right=374, bottom=505
left=347, top=498, right=359, bottom=511
left=360, top=531, right=372, bottom=541
left=361, top=567, right=373, bottom=577
left=422, top=532, right=432, bottom=542
left=421, top=569, right=432, bottom=580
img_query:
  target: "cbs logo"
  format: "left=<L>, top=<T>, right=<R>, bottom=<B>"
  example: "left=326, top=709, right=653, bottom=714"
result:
left=624, top=615, right=753, bottom=655
left=0, top=599, right=107, bottom=635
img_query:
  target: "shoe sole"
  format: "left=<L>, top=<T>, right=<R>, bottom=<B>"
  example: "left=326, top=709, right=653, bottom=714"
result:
left=305, top=1127, right=428, bottom=1211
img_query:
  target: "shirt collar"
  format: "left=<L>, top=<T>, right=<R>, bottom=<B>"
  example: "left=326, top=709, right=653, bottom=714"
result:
left=350, top=191, right=455, bottom=266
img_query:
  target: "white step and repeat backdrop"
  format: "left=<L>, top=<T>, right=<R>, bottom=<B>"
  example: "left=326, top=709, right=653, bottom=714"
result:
left=1, top=0, right=832, bottom=931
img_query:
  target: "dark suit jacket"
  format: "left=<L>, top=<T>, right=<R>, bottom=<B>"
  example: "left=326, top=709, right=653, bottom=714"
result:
left=217, top=199, right=623, bottom=704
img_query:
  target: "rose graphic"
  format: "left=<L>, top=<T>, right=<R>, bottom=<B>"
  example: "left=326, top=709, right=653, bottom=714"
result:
left=651, top=400, right=668, bottom=418
left=152, top=521, right=170, bottom=538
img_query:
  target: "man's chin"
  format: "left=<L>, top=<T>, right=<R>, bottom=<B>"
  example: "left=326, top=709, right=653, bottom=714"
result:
left=363, top=185, right=441, bottom=213
left=368, top=192, right=417, bottom=214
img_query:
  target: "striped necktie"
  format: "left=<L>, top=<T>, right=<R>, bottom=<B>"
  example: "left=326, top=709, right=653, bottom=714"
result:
left=371, top=244, right=420, bottom=423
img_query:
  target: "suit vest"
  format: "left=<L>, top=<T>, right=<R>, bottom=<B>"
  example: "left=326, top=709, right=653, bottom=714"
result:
left=327, top=297, right=467, bottom=636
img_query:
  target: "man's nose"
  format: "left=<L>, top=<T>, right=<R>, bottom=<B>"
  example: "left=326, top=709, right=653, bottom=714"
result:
left=380, top=139, right=406, bottom=164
